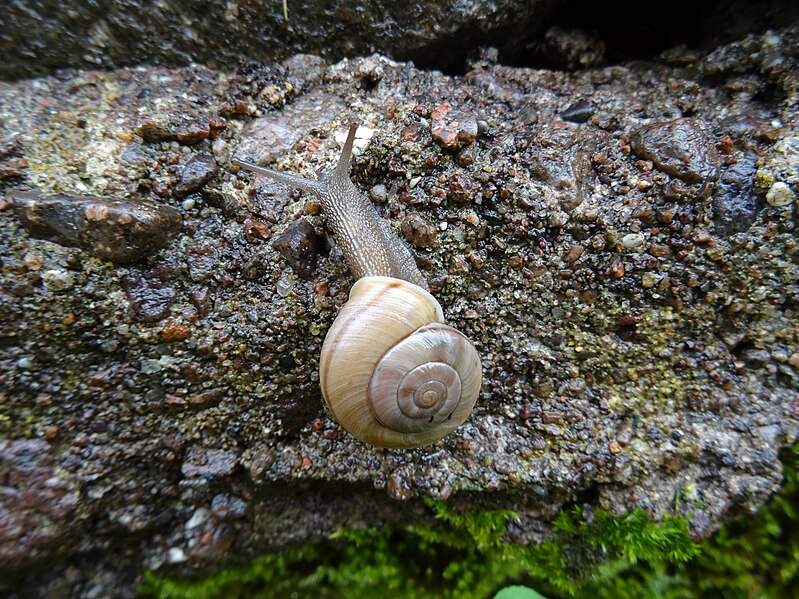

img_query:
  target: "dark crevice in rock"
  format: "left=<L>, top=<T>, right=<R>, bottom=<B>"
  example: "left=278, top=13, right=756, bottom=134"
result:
left=410, top=0, right=799, bottom=74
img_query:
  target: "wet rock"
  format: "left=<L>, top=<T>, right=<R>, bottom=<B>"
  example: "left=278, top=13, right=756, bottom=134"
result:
left=175, top=120, right=211, bottom=145
left=10, top=191, right=181, bottom=263
left=186, top=245, right=219, bottom=283
left=713, top=152, right=760, bottom=236
left=0, top=137, right=27, bottom=180
left=161, top=321, right=191, bottom=342
left=719, top=113, right=780, bottom=143
left=539, top=26, right=606, bottom=69
left=431, top=102, right=478, bottom=150
left=272, top=392, right=322, bottom=437
left=187, top=388, right=224, bottom=409
left=134, top=117, right=175, bottom=143
left=243, top=218, right=272, bottom=243
left=563, top=244, right=584, bottom=263
left=188, top=286, right=212, bottom=319
left=234, top=90, right=346, bottom=165
left=448, top=172, right=476, bottom=205
left=174, top=155, right=217, bottom=198
left=630, top=118, right=720, bottom=184
left=246, top=178, right=291, bottom=223
left=271, top=219, right=320, bottom=279
left=524, top=122, right=596, bottom=211
left=211, top=494, right=248, bottom=521
left=2, top=36, right=799, bottom=597
left=286, top=52, right=327, bottom=82
left=40, top=268, right=76, bottom=292
left=560, top=100, right=594, bottom=123
left=248, top=447, right=275, bottom=480
left=0, top=439, right=79, bottom=567
left=120, top=269, right=177, bottom=323
left=181, top=447, right=238, bottom=479
left=401, top=213, right=439, bottom=248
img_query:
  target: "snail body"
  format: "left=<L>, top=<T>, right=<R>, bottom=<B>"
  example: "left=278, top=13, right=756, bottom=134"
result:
left=234, top=123, right=481, bottom=448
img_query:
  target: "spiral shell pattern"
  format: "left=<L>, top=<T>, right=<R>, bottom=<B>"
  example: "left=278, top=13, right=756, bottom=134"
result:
left=319, top=276, right=482, bottom=448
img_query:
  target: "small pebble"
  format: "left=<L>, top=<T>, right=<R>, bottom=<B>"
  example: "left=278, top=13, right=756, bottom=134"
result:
left=271, top=219, right=319, bottom=279
left=431, top=102, right=478, bottom=150
left=16, top=356, right=34, bottom=370
left=140, top=359, right=162, bottom=374
left=185, top=507, right=211, bottom=530
left=174, top=155, right=217, bottom=198
left=630, top=118, right=719, bottom=184
left=765, top=181, right=795, bottom=206
left=41, top=269, right=75, bottom=291
left=560, top=100, right=594, bottom=123
left=276, top=275, right=293, bottom=297
left=401, top=213, right=438, bottom=248
left=642, top=272, right=658, bottom=288
left=622, top=233, right=646, bottom=249
left=212, top=139, right=231, bottom=164
left=370, top=184, right=388, bottom=203
left=167, top=548, right=188, bottom=564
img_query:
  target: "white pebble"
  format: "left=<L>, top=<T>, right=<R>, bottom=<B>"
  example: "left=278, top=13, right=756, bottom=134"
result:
left=185, top=507, right=211, bottom=530
left=212, top=139, right=231, bottom=164
left=276, top=275, right=294, bottom=297
left=765, top=182, right=795, bottom=207
left=16, top=356, right=35, bottom=370
left=167, top=548, right=188, bottom=564
left=334, top=125, right=375, bottom=155
left=41, top=269, right=75, bottom=291
left=140, top=359, right=162, bottom=374
left=621, top=233, right=646, bottom=249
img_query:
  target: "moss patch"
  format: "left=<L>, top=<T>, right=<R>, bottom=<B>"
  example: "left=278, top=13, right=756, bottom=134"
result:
left=139, top=500, right=698, bottom=598
left=139, top=445, right=798, bottom=599
left=575, top=443, right=799, bottom=599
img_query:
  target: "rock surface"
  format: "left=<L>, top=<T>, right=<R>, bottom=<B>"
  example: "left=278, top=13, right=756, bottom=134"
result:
left=10, top=191, right=182, bottom=263
left=3, top=0, right=797, bottom=80
left=1, top=24, right=799, bottom=599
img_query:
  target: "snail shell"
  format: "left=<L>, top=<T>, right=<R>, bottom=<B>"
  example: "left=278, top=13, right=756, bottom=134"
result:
left=319, top=276, right=482, bottom=448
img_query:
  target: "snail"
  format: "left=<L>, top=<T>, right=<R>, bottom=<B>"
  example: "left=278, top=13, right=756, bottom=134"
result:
left=233, top=123, right=482, bottom=448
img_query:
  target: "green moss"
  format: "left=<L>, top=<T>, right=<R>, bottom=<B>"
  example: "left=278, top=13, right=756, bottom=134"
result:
left=138, top=499, right=698, bottom=599
left=575, top=443, right=799, bottom=599
left=139, top=444, right=799, bottom=599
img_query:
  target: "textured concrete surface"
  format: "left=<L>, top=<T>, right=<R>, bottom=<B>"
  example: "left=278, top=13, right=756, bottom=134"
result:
left=0, top=23, right=798, bottom=597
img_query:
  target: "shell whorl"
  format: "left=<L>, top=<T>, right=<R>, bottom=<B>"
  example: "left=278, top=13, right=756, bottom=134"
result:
left=319, top=276, right=482, bottom=448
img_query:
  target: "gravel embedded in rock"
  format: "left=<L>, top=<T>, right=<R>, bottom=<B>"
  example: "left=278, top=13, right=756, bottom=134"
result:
left=713, top=152, right=760, bottom=236
left=271, top=219, right=320, bottom=279
left=120, top=269, right=177, bottom=323
left=560, top=100, right=594, bottom=123
left=234, top=90, right=347, bottom=164
left=181, top=447, right=238, bottom=479
left=10, top=191, right=181, bottom=263
left=430, top=102, right=478, bottom=150
left=401, top=213, right=438, bottom=248
left=630, top=118, right=720, bottom=184
left=765, top=181, right=795, bottom=206
left=174, top=155, right=217, bottom=198
left=2, top=28, right=799, bottom=596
